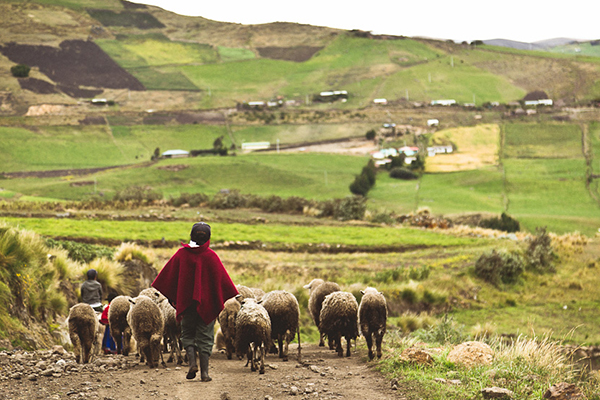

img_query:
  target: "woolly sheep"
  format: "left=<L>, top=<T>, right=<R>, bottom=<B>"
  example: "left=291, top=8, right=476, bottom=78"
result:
left=139, top=288, right=183, bottom=364
left=68, top=303, right=98, bottom=364
left=127, top=295, right=165, bottom=368
left=358, top=287, right=387, bottom=360
left=261, top=290, right=301, bottom=362
left=319, top=291, right=359, bottom=357
left=304, top=279, right=341, bottom=347
left=250, top=287, right=266, bottom=302
left=235, top=296, right=271, bottom=374
left=107, top=295, right=133, bottom=356
left=218, top=297, right=241, bottom=360
left=236, top=284, right=256, bottom=300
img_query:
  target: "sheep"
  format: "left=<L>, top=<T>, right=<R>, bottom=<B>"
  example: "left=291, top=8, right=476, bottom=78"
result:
left=261, top=290, right=301, bottom=362
left=319, top=291, right=359, bottom=357
left=67, top=303, right=98, bottom=364
left=235, top=296, right=271, bottom=374
left=107, top=295, right=133, bottom=356
left=139, top=288, right=183, bottom=365
left=215, top=327, right=226, bottom=353
left=358, top=287, right=387, bottom=360
left=250, top=287, right=266, bottom=302
left=304, top=279, right=341, bottom=347
left=236, top=284, right=256, bottom=300
left=218, top=297, right=241, bottom=360
left=127, top=295, right=165, bottom=368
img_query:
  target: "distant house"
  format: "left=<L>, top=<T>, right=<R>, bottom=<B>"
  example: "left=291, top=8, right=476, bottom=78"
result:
left=398, top=146, right=419, bottom=156
left=431, top=99, right=456, bottom=106
left=162, top=150, right=189, bottom=158
left=241, top=142, right=270, bottom=151
left=427, top=145, right=453, bottom=155
left=371, top=148, right=398, bottom=159
left=373, top=98, right=388, bottom=105
left=314, top=90, right=348, bottom=103
left=248, top=101, right=266, bottom=107
left=427, top=119, right=439, bottom=127
left=524, top=99, right=553, bottom=107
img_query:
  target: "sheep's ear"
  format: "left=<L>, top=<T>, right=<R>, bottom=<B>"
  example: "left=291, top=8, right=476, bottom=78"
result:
left=235, top=294, right=243, bottom=304
left=303, top=283, right=311, bottom=289
left=380, top=291, right=384, bottom=296
left=129, top=298, right=136, bottom=305
left=360, top=290, right=365, bottom=295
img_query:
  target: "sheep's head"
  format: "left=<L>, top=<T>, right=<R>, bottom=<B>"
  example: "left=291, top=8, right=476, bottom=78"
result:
left=303, top=278, right=324, bottom=291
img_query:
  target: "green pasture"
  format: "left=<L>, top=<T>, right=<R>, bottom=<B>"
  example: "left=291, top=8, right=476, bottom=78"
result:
left=230, top=123, right=372, bottom=145
left=217, top=47, right=256, bottom=63
left=0, top=124, right=229, bottom=172
left=0, top=217, right=478, bottom=248
left=549, top=42, right=600, bottom=58
left=503, top=123, right=583, bottom=159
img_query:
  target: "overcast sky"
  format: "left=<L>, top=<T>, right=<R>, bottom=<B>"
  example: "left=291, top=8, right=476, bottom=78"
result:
left=140, top=0, right=598, bottom=43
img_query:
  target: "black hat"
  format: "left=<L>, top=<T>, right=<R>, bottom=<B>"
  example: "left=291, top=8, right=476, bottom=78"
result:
left=191, top=222, right=211, bottom=245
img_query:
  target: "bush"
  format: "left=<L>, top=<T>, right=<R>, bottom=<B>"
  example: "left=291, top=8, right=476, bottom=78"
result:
left=349, top=173, right=372, bottom=196
left=45, top=238, right=114, bottom=264
left=113, top=185, right=162, bottom=202
left=365, top=129, right=376, bottom=141
left=10, top=64, right=30, bottom=78
left=114, top=242, right=153, bottom=264
left=209, top=189, right=246, bottom=209
left=411, top=314, right=466, bottom=345
left=526, top=227, right=556, bottom=273
left=169, top=192, right=209, bottom=207
left=480, top=212, right=520, bottom=233
left=474, top=249, right=525, bottom=286
left=389, top=167, right=418, bottom=180
left=386, top=154, right=406, bottom=170
left=334, top=195, right=366, bottom=221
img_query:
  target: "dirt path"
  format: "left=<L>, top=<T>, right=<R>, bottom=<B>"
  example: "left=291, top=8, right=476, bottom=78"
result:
left=1, top=344, right=406, bottom=400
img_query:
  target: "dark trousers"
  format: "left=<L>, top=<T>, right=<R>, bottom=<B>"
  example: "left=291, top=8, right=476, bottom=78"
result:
left=181, top=306, right=215, bottom=357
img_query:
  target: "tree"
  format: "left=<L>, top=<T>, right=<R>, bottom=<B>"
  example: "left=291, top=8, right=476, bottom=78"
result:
left=11, top=64, right=30, bottom=78
left=349, top=173, right=371, bottom=196
left=365, top=129, right=376, bottom=141
left=151, top=147, right=160, bottom=160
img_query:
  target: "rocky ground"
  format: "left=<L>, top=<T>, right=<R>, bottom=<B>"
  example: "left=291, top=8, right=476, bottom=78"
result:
left=0, top=343, right=407, bottom=400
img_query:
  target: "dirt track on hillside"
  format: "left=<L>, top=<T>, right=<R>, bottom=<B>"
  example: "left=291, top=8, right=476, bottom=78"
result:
left=0, top=344, right=407, bottom=400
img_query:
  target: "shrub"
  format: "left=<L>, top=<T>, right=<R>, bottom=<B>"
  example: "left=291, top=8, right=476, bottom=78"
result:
left=46, top=238, right=114, bottom=264
left=334, top=195, right=366, bottom=221
left=10, top=64, right=30, bottom=78
left=169, top=192, right=209, bottom=207
left=389, top=167, right=418, bottom=180
left=209, top=189, right=246, bottom=209
left=526, top=227, right=556, bottom=273
left=411, top=314, right=466, bottom=345
left=365, top=129, right=376, bottom=140
left=480, top=212, right=520, bottom=233
left=386, top=154, right=406, bottom=170
left=113, top=185, right=162, bottom=202
left=349, top=173, right=372, bottom=196
left=114, top=242, right=153, bottom=264
left=474, top=249, right=525, bottom=286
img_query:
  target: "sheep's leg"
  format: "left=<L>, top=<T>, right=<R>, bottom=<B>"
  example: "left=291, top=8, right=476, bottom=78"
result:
left=71, top=331, right=81, bottom=364
left=111, top=328, right=122, bottom=354
left=247, top=346, right=255, bottom=371
left=175, top=335, right=183, bottom=365
left=144, top=345, right=155, bottom=368
left=277, top=333, right=284, bottom=359
left=345, top=336, right=352, bottom=357
left=335, top=335, right=343, bottom=357
left=375, top=331, right=384, bottom=359
left=318, top=331, right=325, bottom=347
left=283, top=332, right=290, bottom=362
left=365, top=331, right=374, bottom=360
left=123, top=329, right=131, bottom=356
left=296, top=328, right=302, bottom=363
left=259, top=343, right=265, bottom=374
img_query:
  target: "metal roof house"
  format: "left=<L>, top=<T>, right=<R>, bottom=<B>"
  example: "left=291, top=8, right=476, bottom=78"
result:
left=162, top=150, right=190, bottom=158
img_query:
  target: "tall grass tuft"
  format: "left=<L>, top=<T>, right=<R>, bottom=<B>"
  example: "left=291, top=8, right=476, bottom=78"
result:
left=114, top=242, right=154, bottom=264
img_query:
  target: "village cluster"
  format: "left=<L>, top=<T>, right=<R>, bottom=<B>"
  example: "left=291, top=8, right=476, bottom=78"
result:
left=67, top=279, right=387, bottom=376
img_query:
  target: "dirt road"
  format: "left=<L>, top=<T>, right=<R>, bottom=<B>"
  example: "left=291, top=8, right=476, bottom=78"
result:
left=1, top=344, right=406, bottom=400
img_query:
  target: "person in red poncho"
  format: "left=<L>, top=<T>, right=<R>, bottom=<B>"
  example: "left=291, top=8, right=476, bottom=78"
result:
left=152, top=222, right=238, bottom=381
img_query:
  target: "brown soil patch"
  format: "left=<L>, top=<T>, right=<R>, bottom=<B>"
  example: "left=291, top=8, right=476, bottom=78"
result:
left=57, top=84, right=103, bottom=99
left=18, top=78, right=57, bottom=94
left=78, top=116, right=107, bottom=125
left=0, top=40, right=145, bottom=91
left=256, top=46, right=323, bottom=62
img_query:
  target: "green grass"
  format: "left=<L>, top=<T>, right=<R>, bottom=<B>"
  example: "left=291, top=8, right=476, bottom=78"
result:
left=549, top=42, right=600, bottom=58
left=218, top=46, right=256, bottom=63
left=0, top=217, right=479, bottom=247
left=504, top=123, right=583, bottom=159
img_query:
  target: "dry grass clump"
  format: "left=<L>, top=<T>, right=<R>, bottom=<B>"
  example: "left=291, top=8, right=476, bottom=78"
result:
left=470, top=322, right=497, bottom=339
left=396, top=311, right=436, bottom=334
left=549, top=232, right=589, bottom=255
left=437, top=224, right=530, bottom=241
left=114, top=242, right=154, bottom=264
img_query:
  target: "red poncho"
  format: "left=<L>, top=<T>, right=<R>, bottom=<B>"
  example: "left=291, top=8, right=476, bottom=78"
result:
left=151, top=241, right=238, bottom=324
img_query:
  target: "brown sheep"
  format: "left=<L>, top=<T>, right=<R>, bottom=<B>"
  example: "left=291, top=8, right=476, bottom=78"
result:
left=358, top=287, right=387, bottom=360
left=218, top=297, right=241, bottom=360
left=304, top=279, right=340, bottom=347
left=127, top=295, right=165, bottom=368
left=68, top=303, right=98, bottom=364
left=235, top=296, right=271, bottom=374
left=319, top=291, right=359, bottom=357
left=261, top=290, right=301, bottom=362
left=107, top=295, right=133, bottom=356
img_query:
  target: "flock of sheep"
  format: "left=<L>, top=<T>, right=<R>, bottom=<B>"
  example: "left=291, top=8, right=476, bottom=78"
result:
left=67, top=279, right=388, bottom=374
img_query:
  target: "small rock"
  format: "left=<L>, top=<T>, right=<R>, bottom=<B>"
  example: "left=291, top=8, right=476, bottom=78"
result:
left=399, top=347, right=434, bottom=365
left=290, top=386, right=299, bottom=396
left=434, top=378, right=446, bottom=383
left=140, top=379, right=146, bottom=384
left=543, top=382, right=585, bottom=400
left=27, top=374, right=38, bottom=381
left=481, top=387, right=514, bottom=399
left=265, top=396, right=273, bottom=400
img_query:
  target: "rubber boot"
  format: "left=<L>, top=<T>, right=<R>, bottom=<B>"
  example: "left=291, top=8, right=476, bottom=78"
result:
left=186, top=346, right=198, bottom=380
left=199, top=353, right=212, bottom=382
